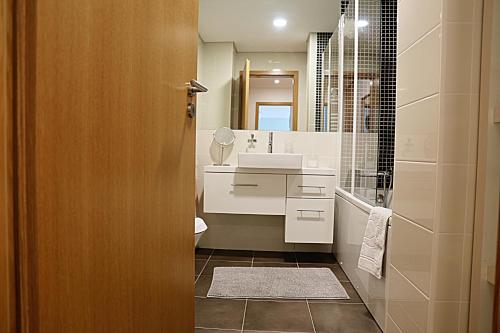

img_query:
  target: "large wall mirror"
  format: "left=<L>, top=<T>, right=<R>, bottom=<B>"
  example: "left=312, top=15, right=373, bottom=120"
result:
left=197, top=0, right=341, bottom=132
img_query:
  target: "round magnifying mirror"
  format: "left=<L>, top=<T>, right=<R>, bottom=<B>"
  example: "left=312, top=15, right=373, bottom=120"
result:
left=213, top=127, right=235, bottom=166
left=213, top=127, right=235, bottom=146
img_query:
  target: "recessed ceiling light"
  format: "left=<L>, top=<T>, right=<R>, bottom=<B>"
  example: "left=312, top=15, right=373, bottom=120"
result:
left=274, top=79, right=280, bottom=84
left=273, top=18, right=287, bottom=28
left=357, top=20, right=369, bottom=28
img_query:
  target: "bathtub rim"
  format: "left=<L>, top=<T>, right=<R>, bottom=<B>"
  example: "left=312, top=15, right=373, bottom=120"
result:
left=335, top=186, right=373, bottom=214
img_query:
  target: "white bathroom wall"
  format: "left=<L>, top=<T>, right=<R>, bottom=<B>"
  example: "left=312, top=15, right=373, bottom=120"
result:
left=197, top=38, right=235, bottom=130
left=195, top=130, right=337, bottom=252
left=233, top=53, right=308, bottom=131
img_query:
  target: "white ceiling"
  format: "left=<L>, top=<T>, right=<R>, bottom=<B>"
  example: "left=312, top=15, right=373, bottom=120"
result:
left=199, top=0, right=341, bottom=52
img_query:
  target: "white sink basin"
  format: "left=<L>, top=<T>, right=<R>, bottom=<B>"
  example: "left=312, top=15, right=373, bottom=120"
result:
left=238, top=153, right=303, bottom=169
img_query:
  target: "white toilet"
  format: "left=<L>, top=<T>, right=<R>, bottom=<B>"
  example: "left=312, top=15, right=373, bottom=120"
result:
left=195, top=217, right=207, bottom=246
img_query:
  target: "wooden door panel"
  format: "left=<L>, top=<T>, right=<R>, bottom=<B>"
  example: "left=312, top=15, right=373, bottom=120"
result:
left=17, top=0, right=197, bottom=332
left=240, top=59, right=250, bottom=129
left=0, top=0, right=15, bottom=332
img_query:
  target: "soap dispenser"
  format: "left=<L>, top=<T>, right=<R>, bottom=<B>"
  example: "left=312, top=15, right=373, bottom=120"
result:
left=246, top=133, right=257, bottom=152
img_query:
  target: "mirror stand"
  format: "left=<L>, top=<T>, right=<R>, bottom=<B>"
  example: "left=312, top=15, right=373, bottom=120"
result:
left=212, top=127, right=235, bottom=166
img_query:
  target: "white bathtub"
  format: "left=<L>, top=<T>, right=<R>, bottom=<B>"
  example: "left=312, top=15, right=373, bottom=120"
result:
left=334, top=187, right=391, bottom=331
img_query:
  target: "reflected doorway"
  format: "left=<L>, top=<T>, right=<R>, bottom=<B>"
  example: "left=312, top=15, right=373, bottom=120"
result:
left=255, top=102, right=294, bottom=131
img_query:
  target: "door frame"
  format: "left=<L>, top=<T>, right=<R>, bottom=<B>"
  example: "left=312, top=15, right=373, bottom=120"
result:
left=468, top=0, right=496, bottom=330
left=0, top=0, right=16, bottom=332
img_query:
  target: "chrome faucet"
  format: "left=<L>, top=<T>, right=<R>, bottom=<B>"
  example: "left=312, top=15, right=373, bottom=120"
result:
left=268, top=132, right=273, bottom=153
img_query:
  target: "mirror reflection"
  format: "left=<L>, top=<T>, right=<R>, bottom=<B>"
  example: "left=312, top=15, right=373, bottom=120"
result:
left=197, top=0, right=341, bottom=132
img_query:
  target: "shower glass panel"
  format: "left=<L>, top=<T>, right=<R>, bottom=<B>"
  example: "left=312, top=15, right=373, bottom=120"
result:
left=320, top=41, right=329, bottom=131
left=354, top=0, right=381, bottom=204
left=339, top=4, right=355, bottom=194
left=322, top=0, right=393, bottom=207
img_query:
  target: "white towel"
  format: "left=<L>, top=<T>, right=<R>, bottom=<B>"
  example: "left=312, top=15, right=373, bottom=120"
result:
left=357, top=206, right=392, bottom=279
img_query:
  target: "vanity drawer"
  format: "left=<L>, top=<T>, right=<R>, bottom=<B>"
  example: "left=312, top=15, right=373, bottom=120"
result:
left=285, top=198, right=334, bottom=244
left=204, top=172, right=286, bottom=215
left=286, top=175, right=335, bottom=198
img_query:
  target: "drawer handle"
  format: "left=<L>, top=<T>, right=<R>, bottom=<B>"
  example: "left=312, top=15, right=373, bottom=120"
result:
left=297, top=185, right=325, bottom=193
left=297, top=209, right=324, bottom=218
left=231, top=183, right=259, bottom=187
left=298, top=186, right=326, bottom=188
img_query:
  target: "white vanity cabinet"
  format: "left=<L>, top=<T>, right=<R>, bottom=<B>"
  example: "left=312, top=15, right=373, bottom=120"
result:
left=203, top=166, right=336, bottom=244
left=285, top=174, right=335, bottom=243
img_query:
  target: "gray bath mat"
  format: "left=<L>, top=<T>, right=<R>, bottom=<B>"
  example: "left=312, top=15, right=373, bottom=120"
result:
left=207, top=267, right=349, bottom=299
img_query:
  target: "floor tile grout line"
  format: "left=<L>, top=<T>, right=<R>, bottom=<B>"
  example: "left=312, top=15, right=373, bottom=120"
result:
left=195, top=296, right=325, bottom=303
left=239, top=254, right=254, bottom=333
left=195, top=327, right=240, bottom=331
left=195, top=249, right=214, bottom=284
left=305, top=299, right=317, bottom=333
left=195, top=295, right=362, bottom=304
left=296, top=253, right=316, bottom=333
left=241, top=299, right=248, bottom=333
left=202, top=259, right=340, bottom=265
left=204, top=260, right=254, bottom=265
left=195, top=326, right=313, bottom=333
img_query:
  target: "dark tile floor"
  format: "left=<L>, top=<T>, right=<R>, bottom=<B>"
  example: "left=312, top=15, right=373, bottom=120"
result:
left=195, top=249, right=382, bottom=333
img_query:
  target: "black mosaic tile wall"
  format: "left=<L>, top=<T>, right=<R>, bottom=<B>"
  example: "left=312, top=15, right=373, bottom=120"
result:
left=377, top=0, right=397, bottom=189
left=341, top=0, right=349, bottom=14
left=315, top=32, right=333, bottom=132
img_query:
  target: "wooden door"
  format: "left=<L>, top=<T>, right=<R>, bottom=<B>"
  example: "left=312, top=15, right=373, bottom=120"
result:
left=0, top=0, right=15, bottom=332
left=15, top=0, right=197, bottom=332
left=240, top=59, right=251, bottom=129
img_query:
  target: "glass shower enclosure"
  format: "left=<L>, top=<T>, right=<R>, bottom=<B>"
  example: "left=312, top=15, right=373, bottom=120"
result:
left=321, top=0, right=394, bottom=207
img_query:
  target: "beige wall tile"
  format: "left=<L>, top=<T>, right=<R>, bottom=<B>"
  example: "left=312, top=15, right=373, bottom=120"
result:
left=388, top=265, right=429, bottom=332
left=458, top=301, right=470, bottom=333
left=460, top=235, right=473, bottom=301
left=393, top=161, right=437, bottom=230
left=466, top=94, right=480, bottom=164
left=464, top=163, right=477, bottom=235
left=439, top=95, right=472, bottom=164
left=437, top=164, right=468, bottom=233
left=391, top=214, right=433, bottom=296
left=433, top=234, right=466, bottom=301
left=471, top=23, right=482, bottom=94
left=397, top=27, right=442, bottom=107
left=444, top=0, right=475, bottom=22
left=398, top=0, right=442, bottom=53
left=442, top=23, right=473, bottom=94
left=472, top=0, right=483, bottom=23
left=395, top=95, right=439, bottom=162
left=385, top=315, right=403, bottom=333
left=430, top=301, right=461, bottom=332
